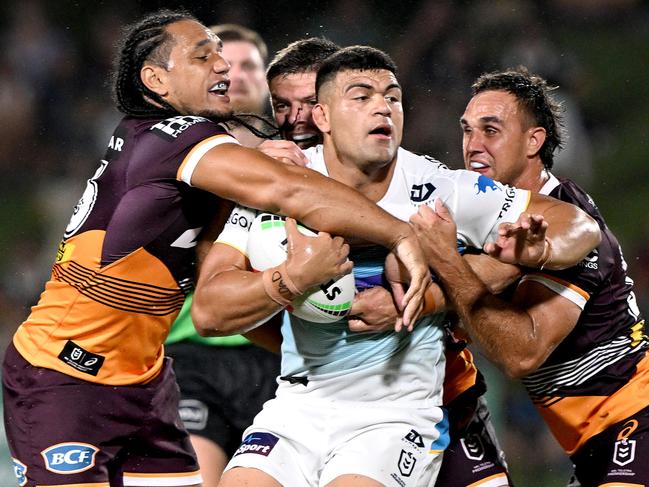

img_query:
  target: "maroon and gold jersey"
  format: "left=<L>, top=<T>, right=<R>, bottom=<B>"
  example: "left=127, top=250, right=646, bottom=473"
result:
left=13, top=115, right=239, bottom=385
left=520, top=173, right=647, bottom=454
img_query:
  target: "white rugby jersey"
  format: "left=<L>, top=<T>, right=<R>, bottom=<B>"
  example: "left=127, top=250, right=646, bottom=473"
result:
left=216, top=145, right=530, bottom=405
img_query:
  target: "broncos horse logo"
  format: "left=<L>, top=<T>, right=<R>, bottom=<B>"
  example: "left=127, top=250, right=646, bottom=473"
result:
left=474, top=175, right=502, bottom=194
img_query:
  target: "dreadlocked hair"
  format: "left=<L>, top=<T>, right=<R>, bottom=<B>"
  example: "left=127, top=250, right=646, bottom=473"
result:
left=228, top=113, right=280, bottom=139
left=112, top=9, right=197, bottom=117
left=472, top=66, right=565, bottom=170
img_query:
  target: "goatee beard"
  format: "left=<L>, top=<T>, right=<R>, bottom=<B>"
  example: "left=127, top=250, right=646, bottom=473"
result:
left=198, top=108, right=234, bottom=122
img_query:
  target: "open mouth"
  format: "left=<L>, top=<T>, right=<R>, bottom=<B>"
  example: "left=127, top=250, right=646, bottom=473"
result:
left=208, top=80, right=230, bottom=96
left=369, top=124, right=392, bottom=138
left=290, top=132, right=320, bottom=148
left=292, top=133, right=318, bottom=143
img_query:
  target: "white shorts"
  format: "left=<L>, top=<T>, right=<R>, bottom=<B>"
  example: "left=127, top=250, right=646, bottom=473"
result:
left=224, top=386, right=448, bottom=486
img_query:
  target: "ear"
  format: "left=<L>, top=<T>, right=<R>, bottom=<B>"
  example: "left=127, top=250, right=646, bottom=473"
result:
left=140, top=64, right=169, bottom=97
left=312, top=103, right=331, bottom=133
left=527, top=127, right=546, bottom=158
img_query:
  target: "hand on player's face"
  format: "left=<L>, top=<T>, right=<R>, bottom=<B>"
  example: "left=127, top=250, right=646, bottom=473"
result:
left=348, top=286, right=402, bottom=333
left=410, top=199, right=460, bottom=268
left=257, top=139, right=308, bottom=167
left=284, top=218, right=352, bottom=292
left=484, top=213, right=549, bottom=267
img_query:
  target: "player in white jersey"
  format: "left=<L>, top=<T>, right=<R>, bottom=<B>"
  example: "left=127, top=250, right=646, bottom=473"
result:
left=192, top=46, right=599, bottom=487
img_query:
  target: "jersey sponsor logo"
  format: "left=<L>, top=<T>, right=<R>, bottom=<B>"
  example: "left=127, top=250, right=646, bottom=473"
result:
left=474, top=175, right=502, bottom=194
left=64, top=159, right=109, bottom=238
left=497, top=187, right=517, bottom=219
left=410, top=182, right=436, bottom=203
left=397, top=449, right=417, bottom=477
left=41, top=442, right=99, bottom=474
left=150, top=116, right=209, bottom=140
left=460, top=433, right=485, bottom=461
left=404, top=429, right=425, bottom=448
left=178, top=399, right=208, bottom=430
left=227, top=210, right=254, bottom=231
left=57, top=340, right=105, bottom=376
left=12, top=458, right=27, bottom=486
left=579, top=249, right=599, bottom=270
left=234, top=432, right=279, bottom=457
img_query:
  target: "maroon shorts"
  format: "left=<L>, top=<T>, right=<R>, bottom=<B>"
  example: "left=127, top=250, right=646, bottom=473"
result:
left=570, top=404, right=649, bottom=486
left=435, top=393, right=511, bottom=486
left=2, top=343, right=201, bottom=487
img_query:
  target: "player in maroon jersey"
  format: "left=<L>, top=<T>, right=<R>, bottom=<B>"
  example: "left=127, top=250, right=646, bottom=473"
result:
left=1, top=9, right=433, bottom=487
left=412, top=66, right=648, bottom=486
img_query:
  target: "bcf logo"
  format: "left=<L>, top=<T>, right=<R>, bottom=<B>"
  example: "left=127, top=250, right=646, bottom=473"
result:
left=41, top=442, right=99, bottom=474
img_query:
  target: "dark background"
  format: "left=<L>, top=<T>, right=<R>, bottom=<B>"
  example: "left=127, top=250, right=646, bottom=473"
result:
left=0, top=1, right=647, bottom=485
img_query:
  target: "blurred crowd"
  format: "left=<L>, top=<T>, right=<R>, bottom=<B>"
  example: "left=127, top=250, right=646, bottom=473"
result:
left=0, top=0, right=647, bottom=484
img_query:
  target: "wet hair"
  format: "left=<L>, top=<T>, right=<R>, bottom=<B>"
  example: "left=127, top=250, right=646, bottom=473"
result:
left=112, top=9, right=197, bottom=117
left=472, top=66, right=565, bottom=170
left=266, top=37, right=341, bottom=84
left=315, top=45, right=398, bottom=97
left=210, top=23, right=268, bottom=63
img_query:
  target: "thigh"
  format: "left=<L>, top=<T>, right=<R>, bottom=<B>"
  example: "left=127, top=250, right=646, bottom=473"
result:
left=325, top=474, right=384, bottom=487
left=119, top=359, right=201, bottom=486
left=436, top=396, right=511, bottom=487
left=223, top=397, right=327, bottom=486
left=3, top=344, right=131, bottom=486
left=572, top=404, right=649, bottom=486
left=189, top=434, right=229, bottom=487
left=219, top=466, right=282, bottom=487
left=3, top=346, right=201, bottom=487
left=321, top=404, right=447, bottom=487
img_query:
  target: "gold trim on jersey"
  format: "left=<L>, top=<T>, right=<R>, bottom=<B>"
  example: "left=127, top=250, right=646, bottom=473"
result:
left=52, top=260, right=185, bottom=315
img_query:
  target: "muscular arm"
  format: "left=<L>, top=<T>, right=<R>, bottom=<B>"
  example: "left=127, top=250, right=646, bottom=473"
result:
left=192, top=143, right=411, bottom=251
left=191, top=143, right=429, bottom=325
left=349, top=253, right=519, bottom=333
left=192, top=243, right=284, bottom=336
left=411, top=201, right=583, bottom=378
left=463, top=253, right=521, bottom=294
left=503, top=193, right=601, bottom=270
left=243, top=313, right=283, bottom=354
left=430, top=251, right=581, bottom=378
left=193, top=218, right=351, bottom=336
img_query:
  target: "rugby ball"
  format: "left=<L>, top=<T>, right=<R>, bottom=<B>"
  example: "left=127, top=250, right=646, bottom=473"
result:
left=246, top=213, right=355, bottom=323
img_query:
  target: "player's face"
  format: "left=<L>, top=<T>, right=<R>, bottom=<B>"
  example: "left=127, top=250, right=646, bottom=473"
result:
left=325, top=69, right=403, bottom=168
left=461, top=90, right=531, bottom=186
left=269, top=72, right=320, bottom=149
left=158, top=20, right=233, bottom=118
left=222, top=40, right=268, bottom=113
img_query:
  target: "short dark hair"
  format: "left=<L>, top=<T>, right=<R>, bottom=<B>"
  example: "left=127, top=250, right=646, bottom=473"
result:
left=472, top=67, right=565, bottom=170
left=315, top=45, right=398, bottom=97
left=210, top=23, right=268, bottom=62
left=112, top=9, right=197, bottom=117
left=266, top=37, right=340, bottom=84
